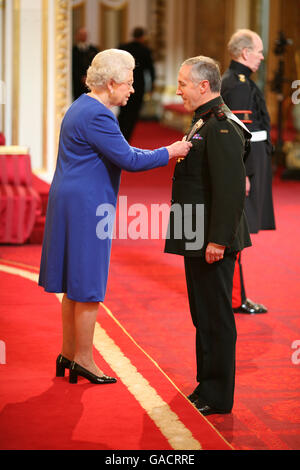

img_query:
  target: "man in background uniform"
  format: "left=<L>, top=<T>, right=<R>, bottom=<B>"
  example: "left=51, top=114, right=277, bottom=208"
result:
left=165, top=56, right=252, bottom=415
left=118, top=27, right=155, bottom=142
left=221, top=29, right=276, bottom=314
left=72, top=27, right=99, bottom=100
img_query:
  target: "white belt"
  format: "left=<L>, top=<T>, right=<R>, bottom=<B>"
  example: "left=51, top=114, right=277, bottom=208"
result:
left=251, top=130, right=267, bottom=142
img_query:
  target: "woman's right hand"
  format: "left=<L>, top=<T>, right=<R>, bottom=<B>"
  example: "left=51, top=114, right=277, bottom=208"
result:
left=166, top=140, right=192, bottom=160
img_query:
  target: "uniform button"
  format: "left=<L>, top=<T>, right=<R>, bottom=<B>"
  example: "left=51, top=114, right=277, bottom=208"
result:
left=172, top=176, right=175, bottom=181
left=171, top=199, right=174, bottom=203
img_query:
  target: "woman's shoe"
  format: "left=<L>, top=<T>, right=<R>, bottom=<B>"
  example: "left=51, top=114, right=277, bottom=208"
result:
left=69, top=361, right=117, bottom=384
left=56, top=354, right=72, bottom=377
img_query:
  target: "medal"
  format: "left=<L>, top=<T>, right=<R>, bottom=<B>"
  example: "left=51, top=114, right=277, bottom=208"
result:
left=177, top=118, right=205, bottom=163
left=186, top=118, right=204, bottom=141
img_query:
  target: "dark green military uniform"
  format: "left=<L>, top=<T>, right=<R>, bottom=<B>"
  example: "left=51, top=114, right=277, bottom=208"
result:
left=221, top=60, right=276, bottom=312
left=165, top=96, right=252, bottom=412
left=221, top=60, right=275, bottom=234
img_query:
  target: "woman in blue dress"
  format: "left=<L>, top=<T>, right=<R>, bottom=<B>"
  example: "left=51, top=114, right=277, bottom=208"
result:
left=39, top=49, right=191, bottom=385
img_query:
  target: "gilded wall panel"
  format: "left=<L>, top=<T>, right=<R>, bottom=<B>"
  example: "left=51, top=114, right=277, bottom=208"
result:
left=55, top=0, right=71, bottom=151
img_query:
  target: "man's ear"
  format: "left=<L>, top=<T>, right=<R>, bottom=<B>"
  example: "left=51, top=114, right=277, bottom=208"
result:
left=199, top=80, right=210, bottom=94
left=241, top=47, right=249, bottom=61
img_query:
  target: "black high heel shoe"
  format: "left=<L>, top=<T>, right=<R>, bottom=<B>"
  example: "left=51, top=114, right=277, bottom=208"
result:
left=69, top=361, right=117, bottom=384
left=56, top=354, right=72, bottom=377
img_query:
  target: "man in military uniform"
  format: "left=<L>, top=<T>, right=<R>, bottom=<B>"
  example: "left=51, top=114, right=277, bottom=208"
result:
left=221, top=29, right=276, bottom=314
left=72, top=27, right=99, bottom=100
left=165, top=56, right=252, bottom=415
left=118, top=27, right=155, bottom=142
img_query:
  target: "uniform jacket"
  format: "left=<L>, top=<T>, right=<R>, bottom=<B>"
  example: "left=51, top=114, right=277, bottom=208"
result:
left=164, top=96, right=252, bottom=257
left=72, top=43, right=99, bottom=99
left=221, top=60, right=272, bottom=177
left=221, top=61, right=276, bottom=233
left=118, top=40, right=155, bottom=96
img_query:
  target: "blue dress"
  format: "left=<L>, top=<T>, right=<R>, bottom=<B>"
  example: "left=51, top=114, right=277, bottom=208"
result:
left=38, top=94, right=169, bottom=302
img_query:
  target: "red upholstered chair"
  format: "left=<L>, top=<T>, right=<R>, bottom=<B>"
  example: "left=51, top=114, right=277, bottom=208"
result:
left=29, top=174, right=50, bottom=244
left=0, top=146, right=41, bottom=244
left=162, top=103, right=192, bottom=133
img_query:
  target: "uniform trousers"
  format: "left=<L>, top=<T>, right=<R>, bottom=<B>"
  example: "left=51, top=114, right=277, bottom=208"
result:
left=232, top=252, right=247, bottom=308
left=118, top=90, right=144, bottom=142
left=184, top=253, right=237, bottom=411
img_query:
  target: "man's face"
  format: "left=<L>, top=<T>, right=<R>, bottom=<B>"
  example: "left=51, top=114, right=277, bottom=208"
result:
left=77, top=28, right=87, bottom=43
left=245, top=35, right=264, bottom=72
left=176, top=65, right=203, bottom=112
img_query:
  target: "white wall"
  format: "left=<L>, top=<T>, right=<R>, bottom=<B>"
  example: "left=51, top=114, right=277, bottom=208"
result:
left=3, top=0, right=13, bottom=144
left=0, top=3, right=4, bottom=133
left=127, top=0, right=148, bottom=40
left=18, top=0, right=43, bottom=169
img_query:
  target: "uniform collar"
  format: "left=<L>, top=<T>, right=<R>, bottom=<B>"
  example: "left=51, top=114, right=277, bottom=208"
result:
left=229, top=60, right=252, bottom=78
left=194, top=95, right=224, bottom=120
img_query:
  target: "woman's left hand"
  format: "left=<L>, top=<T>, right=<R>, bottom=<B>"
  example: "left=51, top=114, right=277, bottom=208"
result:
left=166, top=140, right=192, bottom=159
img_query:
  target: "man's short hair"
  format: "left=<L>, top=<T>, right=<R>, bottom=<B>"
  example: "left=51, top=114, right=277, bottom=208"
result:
left=228, top=29, right=258, bottom=59
left=182, top=56, right=221, bottom=93
left=132, top=27, right=145, bottom=39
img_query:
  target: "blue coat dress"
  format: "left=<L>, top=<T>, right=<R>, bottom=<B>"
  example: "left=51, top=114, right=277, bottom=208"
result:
left=38, top=94, right=169, bottom=302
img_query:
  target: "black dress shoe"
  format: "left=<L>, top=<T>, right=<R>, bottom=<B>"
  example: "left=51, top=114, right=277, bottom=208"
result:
left=193, top=399, right=231, bottom=416
left=187, top=391, right=200, bottom=404
left=69, top=361, right=117, bottom=384
left=56, top=354, right=72, bottom=377
left=233, top=298, right=268, bottom=314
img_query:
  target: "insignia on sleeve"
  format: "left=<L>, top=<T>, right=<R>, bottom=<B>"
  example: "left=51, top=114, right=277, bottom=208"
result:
left=220, top=129, right=229, bottom=133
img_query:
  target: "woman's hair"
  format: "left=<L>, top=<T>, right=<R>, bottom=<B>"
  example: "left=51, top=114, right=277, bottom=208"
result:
left=182, top=56, right=221, bottom=93
left=227, top=29, right=256, bottom=59
left=86, top=49, right=135, bottom=90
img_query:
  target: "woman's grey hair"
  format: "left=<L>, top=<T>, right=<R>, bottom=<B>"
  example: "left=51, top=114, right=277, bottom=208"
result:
left=228, top=29, right=257, bottom=59
left=182, top=56, right=221, bottom=93
left=86, top=49, right=135, bottom=90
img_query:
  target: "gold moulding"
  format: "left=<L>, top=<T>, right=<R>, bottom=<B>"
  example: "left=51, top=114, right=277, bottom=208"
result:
left=57, top=79, right=67, bottom=87
left=57, top=94, right=68, bottom=101
left=0, top=146, right=29, bottom=155
left=57, top=32, right=67, bottom=39
left=57, top=15, right=68, bottom=24
left=57, top=53, right=67, bottom=61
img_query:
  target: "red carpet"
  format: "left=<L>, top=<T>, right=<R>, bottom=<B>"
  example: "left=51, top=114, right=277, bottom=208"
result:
left=0, top=257, right=231, bottom=451
left=109, top=121, right=300, bottom=450
left=0, top=121, right=300, bottom=451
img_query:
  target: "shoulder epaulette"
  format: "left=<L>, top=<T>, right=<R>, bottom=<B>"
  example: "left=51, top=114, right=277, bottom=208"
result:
left=212, top=105, right=227, bottom=121
left=238, top=74, right=246, bottom=82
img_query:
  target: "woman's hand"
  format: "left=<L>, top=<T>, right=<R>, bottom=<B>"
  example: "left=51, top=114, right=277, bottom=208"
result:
left=166, top=140, right=192, bottom=160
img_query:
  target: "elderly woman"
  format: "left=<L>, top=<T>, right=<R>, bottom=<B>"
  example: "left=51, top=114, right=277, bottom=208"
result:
left=39, top=49, right=191, bottom=385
